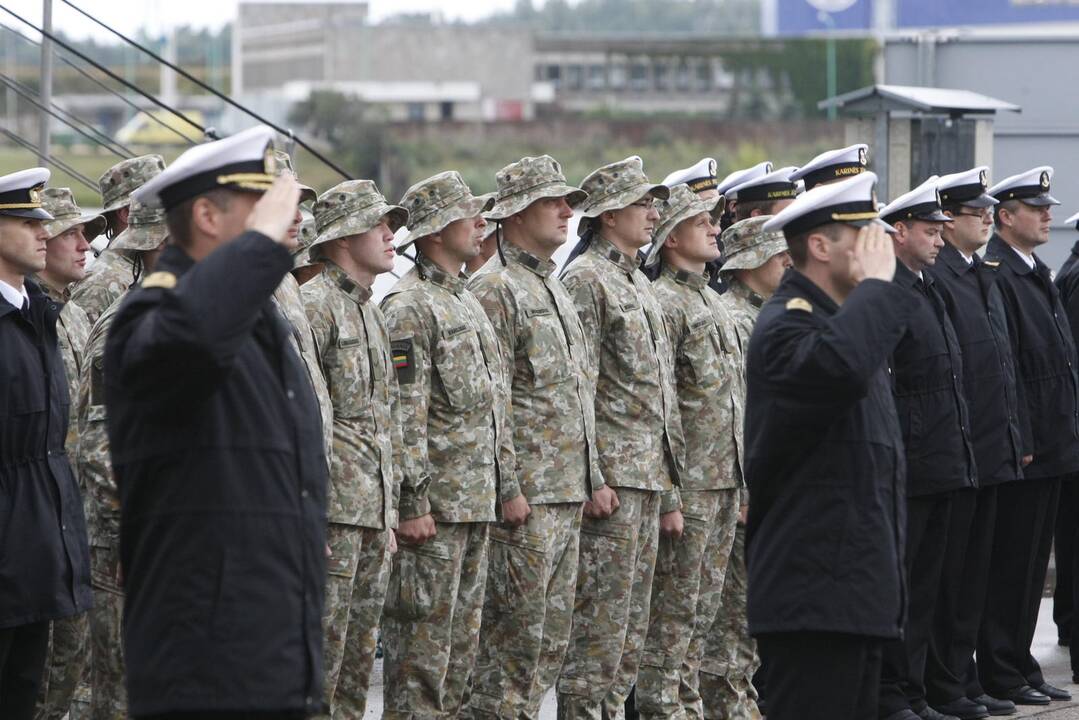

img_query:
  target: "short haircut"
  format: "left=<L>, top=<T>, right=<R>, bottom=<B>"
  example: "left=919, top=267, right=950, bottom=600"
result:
left=785, top=223, right=842, bottom=268
left=734, top=198, right=783, bottom=222
left=165, top=188, right=234, bottom=246
left=993, top=199, right=1020, bottom=229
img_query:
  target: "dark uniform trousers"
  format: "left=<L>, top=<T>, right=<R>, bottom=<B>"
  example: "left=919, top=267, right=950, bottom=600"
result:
left=1055, top=478, right=1075, bottom=646
left=0, top=622, right=51, bottom=720
left=758, top=633, right=882, bottom=720
left=879, top=493, right=953, bottom=717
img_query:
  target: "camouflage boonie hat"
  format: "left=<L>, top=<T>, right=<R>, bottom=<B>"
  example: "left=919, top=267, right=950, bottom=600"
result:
left=397, top=171, right=495, bottom=252
left=110, top=196, right=168, bottom=252
left=273, top=150, right=317, bottom=204
left=311, top=180, right=408, bottom=253
left=292, top=217, right=324, bottom=273
left=719, top=215, right=789, bottom=274
left=41, top=188, right=106, bottom=242
left=99, top=154, right=166, bottom=213
left=644, top=185, right=724, bottom=267
left=576, top=156, right=670, bottom=235
left=486, top=155, right=587, bottom=220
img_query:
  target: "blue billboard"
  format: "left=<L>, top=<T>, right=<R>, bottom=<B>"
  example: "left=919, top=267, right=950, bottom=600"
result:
left=768, top=0, right=1079, bottom=36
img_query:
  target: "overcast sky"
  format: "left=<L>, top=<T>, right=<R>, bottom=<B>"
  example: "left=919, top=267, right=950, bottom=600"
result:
left=1, top=0, right=522, bottom=40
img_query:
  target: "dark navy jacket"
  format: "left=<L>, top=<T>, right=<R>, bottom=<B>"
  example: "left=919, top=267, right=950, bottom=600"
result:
left=984, top=233, right=1079, bottom=480
left=105, top=233, right=328, bottom=716
left=928, top=242, right=1024, bottom=487
left=890, top=261, right=976, bottom=497
left=0, top=277, right=92, bottom=629
left=745, top=270, right=910, bottom=639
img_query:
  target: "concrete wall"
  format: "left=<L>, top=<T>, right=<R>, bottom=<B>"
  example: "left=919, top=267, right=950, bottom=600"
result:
left=884, top=32, right=1079, bottom=268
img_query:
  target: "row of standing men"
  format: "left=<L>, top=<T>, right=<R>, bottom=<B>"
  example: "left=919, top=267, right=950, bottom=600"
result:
left=4, top=126, right=1079, bottom=720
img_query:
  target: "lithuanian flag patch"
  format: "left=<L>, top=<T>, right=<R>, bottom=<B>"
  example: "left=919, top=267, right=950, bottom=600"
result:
left=391, top=338, right=416, bottom=384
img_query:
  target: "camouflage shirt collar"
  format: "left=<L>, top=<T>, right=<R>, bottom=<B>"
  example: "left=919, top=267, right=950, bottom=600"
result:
left=660, top=263, right=708, bottom=290
left=504, top=241, right=556, bottom=279
left=32, top=275, right=69, bottom=303
left=418, top=254, right=466, bottom=293
left=590, top=234, right=640, bottom=276
left=730, top=277, right=766, bottom=308
left=323, top=259, right=373, bottom=305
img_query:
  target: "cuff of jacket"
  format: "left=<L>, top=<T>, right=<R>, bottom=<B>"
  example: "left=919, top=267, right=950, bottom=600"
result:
left=499, top=472, right=523, bottom=504
left=398, top=491, right=431, bottom=520
left=660, top=488, right=682, bottom=514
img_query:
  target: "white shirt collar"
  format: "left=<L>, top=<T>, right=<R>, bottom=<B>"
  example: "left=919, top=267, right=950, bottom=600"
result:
left=1010, top=244, right=1036, bottom=270
left=0, top=278, right=28, bottom=310
left=960, top=250, right=974, bottom=265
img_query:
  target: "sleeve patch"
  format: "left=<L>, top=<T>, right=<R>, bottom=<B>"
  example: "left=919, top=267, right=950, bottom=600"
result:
left=785, top=297, right=813, bottom=313
left=141, top=271, right=177, bottom=289
left=391, top=338, right=416, bottom=385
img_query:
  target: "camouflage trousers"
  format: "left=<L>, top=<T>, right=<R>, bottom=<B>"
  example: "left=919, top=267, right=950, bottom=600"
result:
left=89, top=545, right=126, bottom=720
left=637, top=489, right=741, bottom=720
left=383, top=521, right=490, bottom=720
left=467, top=503, right=583, bottom=720
left=322, top=523, right=391, bottom=719
left=35, top=610, right=89, bottom=720
left=557, top=488, right=661, bottom=720
left=700, top=524, right=761, bottom=720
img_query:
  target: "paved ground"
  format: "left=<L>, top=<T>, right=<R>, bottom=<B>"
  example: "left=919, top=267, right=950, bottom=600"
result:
left=363, top=597, right=1079, bottom=719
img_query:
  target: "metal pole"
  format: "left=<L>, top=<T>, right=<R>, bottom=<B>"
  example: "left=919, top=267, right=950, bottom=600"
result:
left=826, top=37, right=837, bottom=120
left=38, top=0, right=52, bottom=161
left=5, top=28, right=16, bottom=130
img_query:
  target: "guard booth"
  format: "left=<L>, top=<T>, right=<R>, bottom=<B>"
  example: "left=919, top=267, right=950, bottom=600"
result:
left=818, top=84, right=1020, bottom=202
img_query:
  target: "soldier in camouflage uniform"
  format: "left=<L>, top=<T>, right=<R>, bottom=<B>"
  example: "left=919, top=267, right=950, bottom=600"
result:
left=72, top=155, right=165, bottom=324
left=699, top=216, right=791, bottom=720
left=75, top=198, right=170, bottom=720
left=380, top=171, right=516, bottom=720
left=300, top=180, right=408, bottom=719
left=32, top=188, right=103, bottom=720
left=265, top=151, right=334, bottom=460
left=636, top=186, right=744, bottom=720
left=292, top=217, right=325, bottom=286
left=557, top=157, right=686, bottom=720
left=465, top=156, right=618, bottom=720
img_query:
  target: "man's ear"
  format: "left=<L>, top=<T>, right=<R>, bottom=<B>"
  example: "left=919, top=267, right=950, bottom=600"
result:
left=806, top=231, right=832, bottom=264
left=189, top=196, right=220, bottom=239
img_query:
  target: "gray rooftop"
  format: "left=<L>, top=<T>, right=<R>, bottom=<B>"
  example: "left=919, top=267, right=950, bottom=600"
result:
left=818, top=84, right=1021, bottom=116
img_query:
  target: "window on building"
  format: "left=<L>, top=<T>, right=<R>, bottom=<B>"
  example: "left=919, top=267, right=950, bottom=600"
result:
left=609, top=64, right=627, bottom=90
left=587, top=64, right=606, bottom=90
left=629, top=62, right=648, bottom=92
left=653, top=62, right=669, bottom=91
left=440, top=102, right=454, bottom=121
left=407, top=103, right=425, bottom=122
left=675, top=61, right=692, bottom=91
left=567, top=64, right=584, bottom=91
left=697, top=61, right=714, bottom=91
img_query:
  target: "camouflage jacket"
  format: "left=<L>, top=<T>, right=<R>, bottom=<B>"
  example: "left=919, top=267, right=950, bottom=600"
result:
left=77, top=297, right=122, bottom=548
left=36, top=280, right=90, bottom=459
left=468, top=242, right=604, bottom=505
left=273, top=272, right=334, bottom=462
left=652, top=264, right=743, bottom=491
left=302, top=261, right=402, bottom=530
left=381, top=255, right=516, bottom=523
left=71, top=248, right=137, bottom=325
left=717, top=277, right=766, bottom=494
left=561, top=235, right=685, bottom=507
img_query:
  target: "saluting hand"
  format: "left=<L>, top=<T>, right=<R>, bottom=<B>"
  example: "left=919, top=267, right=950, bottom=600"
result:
left=245, top=174, right=302, bottom=249
left=849, top=222, right=896, bottom=285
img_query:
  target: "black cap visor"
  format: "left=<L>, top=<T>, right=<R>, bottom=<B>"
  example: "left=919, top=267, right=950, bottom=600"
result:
left=0, top=207, right=54, bottom=221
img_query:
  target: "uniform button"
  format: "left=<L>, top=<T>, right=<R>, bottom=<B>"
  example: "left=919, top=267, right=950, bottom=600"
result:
left=306, top=696, right=313, bottom=705
left=301, top=489, right=309, bottom=498
left=61, top=524, right=66, bottom=530
left=287, top=389, right=295, bottom=400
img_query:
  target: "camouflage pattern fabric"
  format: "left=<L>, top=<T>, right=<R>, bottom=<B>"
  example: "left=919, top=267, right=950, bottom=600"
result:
left=575, top=156, right=669, bottom=228
left=468, top=241, right=603, bottom=504
left=70, top=249, right=138, bottom=326
left=75, top=300, right=126, bottom=719
left=381, top=254, right=515, bottom=522
left=98, top=154, right=165, bottom=213
left=468, top=503, right=584, bottom=720
left=643, top=186, right=724, bottom=268
left=321, top=523, right=391, bottom=719
left=88, top=546, right=125, bottom=720
left=382, top=522, right=491, bottom=719
left=396, top=171, right=494, bottom=251
left=636, top=263, right=745, bottom=720
left=717, top=217, right=787, bottom=276
left=557, top=488, right=662, bottom=720
left=108, top=198, right=167, bottom=253
left=637, top=490, right=740, bottom=720
left=42, top=187, right=105, bottom=242
left=302, top=260, right=401, bottom=529
left=32, top=281, right=91, bottom=720
left=560, top=234, right=685, bottom=500
left=485, top=155, right=586, bottom=220
left=274, top=272, right=334, bottom=461
left=699, top=526, right=760, bottom=720
left=310, top=180, right=408, bottom=253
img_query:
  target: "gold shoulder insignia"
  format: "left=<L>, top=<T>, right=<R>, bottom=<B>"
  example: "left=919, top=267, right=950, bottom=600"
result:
left=141, top=271, right=177, bottom=290
left=786, top=297, right=813, bottom=313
